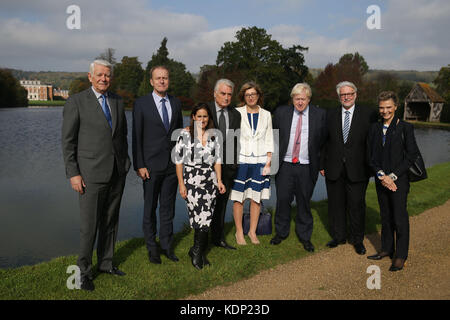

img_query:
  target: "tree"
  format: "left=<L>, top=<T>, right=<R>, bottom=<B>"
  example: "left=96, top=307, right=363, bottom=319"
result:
left=139, top=37, right=195, bottom=107
left=69, top=76, right=90, bottom=96
left=434, top=65, right=450, bottom=102
left=0, top=69, right=28, bottom=108
left=215, top=26, right=308, bottom=111
left=113, top=56, right=144, bottom=96
left=96, top=48, right=117, bottom=65
left=338, top=52, right=369, bottom=76
left=313, top=52, right=370, bottom=104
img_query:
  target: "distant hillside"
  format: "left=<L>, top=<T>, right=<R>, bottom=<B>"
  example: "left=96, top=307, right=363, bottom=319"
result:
left=7, top=69, right=86, bottom=90
left=309, top=68, right=438, bottom=84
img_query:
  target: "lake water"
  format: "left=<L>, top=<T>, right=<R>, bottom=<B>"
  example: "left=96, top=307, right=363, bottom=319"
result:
left=1, top=107, right=449, bottom=269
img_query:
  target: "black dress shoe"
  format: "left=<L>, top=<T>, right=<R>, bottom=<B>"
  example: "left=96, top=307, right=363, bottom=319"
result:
left=389, top=258, right=406, bottom=272
left=99, top=267, right=126, bottom=276
left=148, top=252, right=162, bottom=264
left=270, top=235, right=284, bottom=245
left=301, top=240, right=315, bottom=253
left=367, top=252, right=393, bottom=260
left=354, top=243, right=366, bottom=255
left=213, top=240, right=236, bottom=250
left=163, top=250, right=179, bottom=262
left=80, top=276, right=95, bottom=291
left=326, top=239, right=346, bottom=248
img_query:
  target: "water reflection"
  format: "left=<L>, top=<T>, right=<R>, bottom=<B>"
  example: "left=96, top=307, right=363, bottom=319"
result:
left=0, top=108, right=449, bottom=268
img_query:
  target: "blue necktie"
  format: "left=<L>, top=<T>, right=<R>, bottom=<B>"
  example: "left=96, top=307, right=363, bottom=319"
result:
left=161, top=98, right=170, bottom=131
left=101, top=94, right=112, bottom=129
left=343, top=111, right=350, bottom=143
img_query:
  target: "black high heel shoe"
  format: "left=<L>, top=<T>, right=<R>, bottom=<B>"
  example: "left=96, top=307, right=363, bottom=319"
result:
left=367, top=251, right=394, bottom=260
left=389, top=258, right=406, bottom=272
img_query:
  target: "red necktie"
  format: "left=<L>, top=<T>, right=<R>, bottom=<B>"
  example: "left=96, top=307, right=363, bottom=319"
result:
left=292, top=112, right=302, bottom=163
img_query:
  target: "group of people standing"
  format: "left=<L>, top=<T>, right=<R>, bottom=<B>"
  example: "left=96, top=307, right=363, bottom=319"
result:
left=62, top=59, right=421, bottom=291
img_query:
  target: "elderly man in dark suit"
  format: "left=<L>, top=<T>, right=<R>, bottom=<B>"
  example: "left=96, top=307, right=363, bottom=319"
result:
left=320, top=81, right=378, bottom=255
left=207, top=79, right=241, bottom=250
left=132, top=66, right=183, bottom=265
left=62, top=59, right=131, bottom=291
left=271, top=83, right=327, bottom=252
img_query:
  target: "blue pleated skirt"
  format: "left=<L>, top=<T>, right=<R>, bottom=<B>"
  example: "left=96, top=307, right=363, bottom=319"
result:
left=230, top=163, right=270, bottom=203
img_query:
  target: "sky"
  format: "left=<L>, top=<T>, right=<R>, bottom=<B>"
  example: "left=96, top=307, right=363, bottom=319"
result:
left=0, top=0, right=449, bottom=73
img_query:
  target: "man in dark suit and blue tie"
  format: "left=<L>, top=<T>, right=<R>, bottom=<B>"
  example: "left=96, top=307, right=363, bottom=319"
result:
left=132, top=66, right=183, bottom=264
left=320, top=81, right=378, bottom=255
left=271, top=83, right=327, bottom=252
left=62, top=59, right=131, bottom=291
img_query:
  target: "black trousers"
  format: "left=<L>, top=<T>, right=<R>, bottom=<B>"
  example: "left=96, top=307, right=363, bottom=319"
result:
left=275, top=162, right=316, bottom=242
left=210, top=164, right=237, bottom=242
left=142, top=167, right=178, bottom=255
left=78, top=163, right=126, bottom=278
left=375, top=175, right=410, bottom=259
left=326, top=165, right=368, bottom=244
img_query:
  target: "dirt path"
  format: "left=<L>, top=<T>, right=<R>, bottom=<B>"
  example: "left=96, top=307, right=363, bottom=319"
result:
left=188, top=200, right=450, bottom=300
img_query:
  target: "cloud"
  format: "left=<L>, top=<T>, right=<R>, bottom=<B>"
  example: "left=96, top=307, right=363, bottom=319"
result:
left=0, top=0, right=449, bottom=73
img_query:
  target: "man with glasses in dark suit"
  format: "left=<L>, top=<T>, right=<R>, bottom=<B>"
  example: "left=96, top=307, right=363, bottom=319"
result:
left=320, top=81, right=378, bottom=255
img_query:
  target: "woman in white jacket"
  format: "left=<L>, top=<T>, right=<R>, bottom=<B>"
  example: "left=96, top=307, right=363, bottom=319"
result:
left=230, top=82, right=274, bottom=245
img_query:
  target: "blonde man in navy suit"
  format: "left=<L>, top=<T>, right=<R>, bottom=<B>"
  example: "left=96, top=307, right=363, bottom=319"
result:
left=62, top=60, right=131, bottom=291
left=132, top=66, right=183, bottom=265
left=271, top=83, right=326, bottom=252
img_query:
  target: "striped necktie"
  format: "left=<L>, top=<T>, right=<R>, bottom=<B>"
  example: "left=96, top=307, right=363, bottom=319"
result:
left=343, top=111, right=350, bottom=143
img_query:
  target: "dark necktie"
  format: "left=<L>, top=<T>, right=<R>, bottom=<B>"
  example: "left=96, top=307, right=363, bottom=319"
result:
left=161, top=98, right=170, bottom=131
left=218, top=109, right=226, bottom=140
left=382, top=124, right=388, bottom=146
left=101, top=94, right=112, bottom=128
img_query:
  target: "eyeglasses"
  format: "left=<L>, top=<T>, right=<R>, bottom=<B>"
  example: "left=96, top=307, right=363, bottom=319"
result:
left=339, top=92, right=356, bottom=98
left=245, top=93, right=259, bottom=98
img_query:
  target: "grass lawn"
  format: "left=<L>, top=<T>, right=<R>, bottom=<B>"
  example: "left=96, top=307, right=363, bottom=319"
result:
left=1, top=162, right=449, bottom=300
left=28, top=100, right=65, bottom=107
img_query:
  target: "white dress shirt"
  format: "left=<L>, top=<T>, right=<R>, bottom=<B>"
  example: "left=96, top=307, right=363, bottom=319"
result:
left=341, top=104, right=355, bottom=129
left=284, top=105, right=310, bottom=164
left=152, top=91, right=172, bottom=124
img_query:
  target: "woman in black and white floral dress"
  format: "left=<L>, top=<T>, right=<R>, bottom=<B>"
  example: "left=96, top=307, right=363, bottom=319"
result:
left=175, top=103, right=225, bottom=269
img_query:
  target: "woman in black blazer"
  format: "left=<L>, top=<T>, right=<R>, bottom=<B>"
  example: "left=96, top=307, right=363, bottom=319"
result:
left=367, top=91, right=420, bottom=271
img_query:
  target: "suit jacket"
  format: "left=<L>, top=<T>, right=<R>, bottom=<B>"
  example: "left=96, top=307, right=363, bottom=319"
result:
left=207, top=102, right=241, bottom=166
left=235, top=106, right=274, bottom=162
left=321, top=105, right=378, bottom=182
left=367, top=117, right=420, bottom=178
left=273, top=104, right=327, bottom=183
left=132, top=93, right=183, bottom=172
left=62, top=88, right=130, bottom=183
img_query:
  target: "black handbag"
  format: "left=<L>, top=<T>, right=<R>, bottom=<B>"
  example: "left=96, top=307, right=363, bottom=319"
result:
left=408, top=153, right=427, bottom=182
left=242, top=202, right=272, bottom=235
left=401, top=122, right=427, bottom=182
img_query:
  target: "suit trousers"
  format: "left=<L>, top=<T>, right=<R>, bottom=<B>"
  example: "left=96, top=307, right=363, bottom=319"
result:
left=326, top=164, right=368, bottom=244
left=210, top=164, right=237, bottom=242
left=375, top=175, right=410, bottom=259
left=275, top=162, right=316, bottom=241
left=77, top=162, right=126, bottom=278
left=142, top=167, right=178, bottom=255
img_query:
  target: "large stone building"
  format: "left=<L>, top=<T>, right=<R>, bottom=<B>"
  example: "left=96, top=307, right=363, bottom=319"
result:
left=20, top=80, right=53, bottom=101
